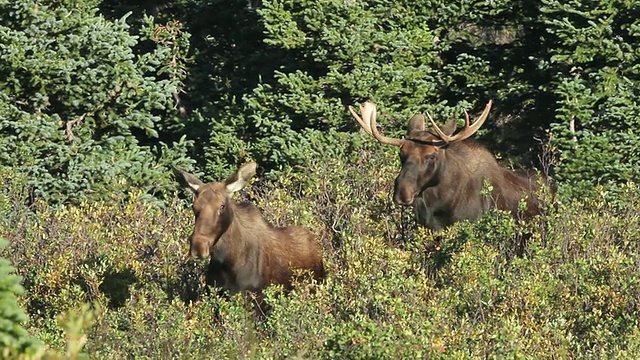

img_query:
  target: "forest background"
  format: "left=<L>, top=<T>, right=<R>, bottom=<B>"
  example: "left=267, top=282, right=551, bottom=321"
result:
left=1, top=0, right=640, bottom=358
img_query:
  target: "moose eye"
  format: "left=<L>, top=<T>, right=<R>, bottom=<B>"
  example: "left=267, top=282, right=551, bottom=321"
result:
left=219, top=204, right=226, bottom=213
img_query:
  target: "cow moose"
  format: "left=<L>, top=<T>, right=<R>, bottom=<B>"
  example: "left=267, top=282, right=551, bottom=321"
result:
left=349, top=100, right=548, bottom=230
left=175, top=162, right=325, bottom=297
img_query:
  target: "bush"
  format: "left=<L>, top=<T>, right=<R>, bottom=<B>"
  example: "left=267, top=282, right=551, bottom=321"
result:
left=2, top=152, right=640, bottom=358
left=0, top=238, right=42, bottom=359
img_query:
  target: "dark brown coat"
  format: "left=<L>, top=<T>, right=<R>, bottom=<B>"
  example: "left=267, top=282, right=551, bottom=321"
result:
left=350, top=100, right=547, bottom=230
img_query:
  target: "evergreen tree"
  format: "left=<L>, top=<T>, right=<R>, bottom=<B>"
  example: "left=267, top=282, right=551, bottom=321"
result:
left=541, top=0, right=640, bottom=197
left=82, top=0, right=640, bottom=194
left=0, top=0, right=193, bottom=204
left=201, top=0, right=510, bottom=176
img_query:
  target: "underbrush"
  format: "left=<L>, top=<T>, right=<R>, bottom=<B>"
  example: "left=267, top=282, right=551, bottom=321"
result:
left=2, top=151, right=640, bottom=359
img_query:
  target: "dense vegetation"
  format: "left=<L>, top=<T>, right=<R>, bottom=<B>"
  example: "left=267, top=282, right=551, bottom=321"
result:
left=1, top=0, right=639, bottom=358
left=3, top=156, right=640, bottom=358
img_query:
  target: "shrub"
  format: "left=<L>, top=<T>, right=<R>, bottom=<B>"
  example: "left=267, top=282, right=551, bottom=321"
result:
left=2, top=154, right=640, bottom=358
left=0, top=238, right=42, bottom=359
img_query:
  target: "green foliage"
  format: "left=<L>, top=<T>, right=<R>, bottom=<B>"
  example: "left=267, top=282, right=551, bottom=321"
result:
left=18, top=0, right=637, bottom=203
left=81, top=0, right=640, bottom=197
left=175, top=0, right=276, bottom=176
left=191, top=0, right=639, bottom=196
left=0, top=238, right=42, bottom=359
left=2, top=0, right=640, bottom=358
left=0, top=0, right=193, bottom=204
left=193, top=0, right=525, bottom=178
left=543, top=0, right=640, bottom=197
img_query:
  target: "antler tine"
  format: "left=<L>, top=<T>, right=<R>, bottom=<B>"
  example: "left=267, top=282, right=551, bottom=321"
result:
left=348, top=104, right=373, bottom=136
left=463, top=110, right=470, bottom=128
left=349, top=101, right=404, bottom=147
left=426, top=111, right=450, bottom=141
left=428, top=100, right=493, bottom=144
left=447, top=100, right=493, bottom=142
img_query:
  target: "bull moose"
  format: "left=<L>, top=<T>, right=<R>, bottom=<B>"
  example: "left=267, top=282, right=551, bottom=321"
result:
left=349, top=100, right=547, bottom=230
left=175, top=162, right=325, bottom=296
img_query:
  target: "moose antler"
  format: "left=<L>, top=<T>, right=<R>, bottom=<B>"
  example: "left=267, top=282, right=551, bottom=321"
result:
left=349, top=101, right=404, bottom=147
left=425, top=100, right=493, bottom=144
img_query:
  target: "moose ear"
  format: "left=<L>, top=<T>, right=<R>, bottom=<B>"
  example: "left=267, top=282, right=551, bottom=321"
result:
left=439, top=119, right=458, bottom=136
left=173, top=167, right=204, bottom=193
left=407, top=114, right=425, bottom=133
left=225, top=162, right=257, bottom=193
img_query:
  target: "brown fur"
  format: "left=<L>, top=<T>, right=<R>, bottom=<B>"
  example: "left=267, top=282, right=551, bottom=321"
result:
left=396, top=119, right=549, bottom=230
left=175, top=163, right=325, bottom=295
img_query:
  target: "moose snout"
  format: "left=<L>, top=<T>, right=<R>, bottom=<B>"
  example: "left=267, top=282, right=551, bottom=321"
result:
left=394, top=193, right=416, bottom=206
left=393, top=180, right=418, bottom=206
left=188, top=235, right=210, bottom=259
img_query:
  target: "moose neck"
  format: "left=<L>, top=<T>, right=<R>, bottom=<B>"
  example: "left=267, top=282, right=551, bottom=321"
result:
left=426, top=142, right=484, bottom=197
left=441, top=142, right=481, bottom=176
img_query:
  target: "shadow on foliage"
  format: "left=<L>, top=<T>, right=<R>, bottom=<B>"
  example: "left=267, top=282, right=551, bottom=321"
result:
left=410, top=219, right=535, bottom=284
left=415, top=233, right=466, bottom=282
left=99, top=268, right=138, bottom=309
left=164, top=259, right=207, bottom=304
left=164, top=259, right=237, bottom=324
